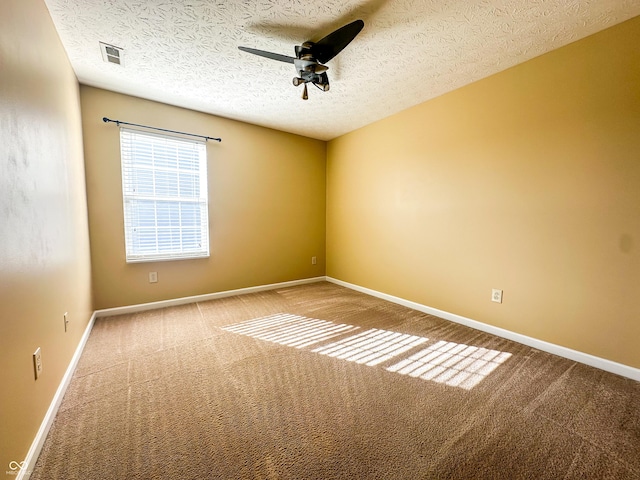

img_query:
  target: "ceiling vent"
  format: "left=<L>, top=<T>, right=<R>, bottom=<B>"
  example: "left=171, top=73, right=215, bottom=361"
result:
left=99, top=42, right=124, bottom=66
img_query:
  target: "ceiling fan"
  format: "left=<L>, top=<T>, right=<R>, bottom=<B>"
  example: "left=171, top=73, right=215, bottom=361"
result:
left=239, top=19, right=365, bottom=100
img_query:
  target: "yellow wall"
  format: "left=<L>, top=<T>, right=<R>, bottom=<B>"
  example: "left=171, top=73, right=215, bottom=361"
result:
left=80, top=86, right=326, bottom=309
left=327, top=16, right=640, bottom=369
left=0, top=0, right=93, bottom=471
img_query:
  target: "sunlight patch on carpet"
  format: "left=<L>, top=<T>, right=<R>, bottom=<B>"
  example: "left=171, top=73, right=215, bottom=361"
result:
left=222, top=314, right=512, bottom=390
left=311, top=328, right=429, bottom=366
left=221, top=313, right=359, bottom=348
left=386, top=340, right=513, bottom=390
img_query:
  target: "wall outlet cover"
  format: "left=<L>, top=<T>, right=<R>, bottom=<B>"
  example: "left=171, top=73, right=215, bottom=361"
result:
left=33, top=347, right=42, bottom=379
left=492, top=289, right=503, bottom=303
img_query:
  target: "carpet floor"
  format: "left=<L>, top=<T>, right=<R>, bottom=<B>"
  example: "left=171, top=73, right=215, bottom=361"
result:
left=31, top=281, right=640, bottom=479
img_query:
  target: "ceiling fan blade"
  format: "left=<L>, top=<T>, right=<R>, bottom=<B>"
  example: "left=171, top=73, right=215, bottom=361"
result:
left=238, top=46, right=295, bottom=64
left=310, top=19, right=364, bottom=64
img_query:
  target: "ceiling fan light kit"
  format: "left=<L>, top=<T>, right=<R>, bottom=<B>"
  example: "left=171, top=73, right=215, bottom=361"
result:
left=239, top=19, right=364, bottom=100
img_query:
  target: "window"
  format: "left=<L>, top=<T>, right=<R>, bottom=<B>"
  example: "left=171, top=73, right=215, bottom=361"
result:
left=119, top=128, right=209, bottom=262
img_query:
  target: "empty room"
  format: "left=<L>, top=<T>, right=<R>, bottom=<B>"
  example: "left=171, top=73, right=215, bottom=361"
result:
left=1, top=0, right=639, bottom=478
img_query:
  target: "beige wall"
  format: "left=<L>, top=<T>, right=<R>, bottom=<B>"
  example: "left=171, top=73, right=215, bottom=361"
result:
left=80, top=86, right=326, bottom=309
left=0, top=0, right=93, bottom=471
left=327, top=17, right=640, bottom=369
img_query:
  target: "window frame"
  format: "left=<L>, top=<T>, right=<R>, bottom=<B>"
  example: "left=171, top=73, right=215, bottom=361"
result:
left=119, top=127, right=210, bottom=263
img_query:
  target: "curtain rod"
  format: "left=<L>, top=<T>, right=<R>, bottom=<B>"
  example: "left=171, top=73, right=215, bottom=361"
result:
left=102, top=117, right=222, bottom=142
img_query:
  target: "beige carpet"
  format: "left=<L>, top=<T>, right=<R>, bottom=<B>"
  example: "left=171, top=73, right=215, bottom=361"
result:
left=31, top=282, right=640, bottom=479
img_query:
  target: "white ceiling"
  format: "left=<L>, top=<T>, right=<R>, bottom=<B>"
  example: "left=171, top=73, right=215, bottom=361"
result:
left=44, top=0, right=639, bottom=141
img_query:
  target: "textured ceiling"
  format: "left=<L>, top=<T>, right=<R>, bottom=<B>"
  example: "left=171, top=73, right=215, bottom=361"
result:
left=44, top=0, right=640, bottom=140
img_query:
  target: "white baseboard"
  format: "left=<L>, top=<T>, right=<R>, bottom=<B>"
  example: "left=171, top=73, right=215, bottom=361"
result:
left=96, top=277, right=325, bottom=318
left=94, top=276, right=326, bottom=318
left=18, top=311, right=97, bottom=480
left=326, top=276, right=640, bottom=382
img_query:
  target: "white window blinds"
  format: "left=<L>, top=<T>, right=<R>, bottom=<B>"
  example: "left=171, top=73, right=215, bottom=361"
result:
left=120, top=128, right=209, bottom=262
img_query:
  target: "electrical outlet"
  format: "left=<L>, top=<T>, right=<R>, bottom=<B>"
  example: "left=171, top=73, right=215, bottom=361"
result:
left=64, top=312, right=69, bottom=332
left=311, top=256, right=317, bottom=265
left=492, top=289, right=503, bottom=304
left=149, top=272, right=158, bottom=283
left=33, top=347, right=42, bottom=380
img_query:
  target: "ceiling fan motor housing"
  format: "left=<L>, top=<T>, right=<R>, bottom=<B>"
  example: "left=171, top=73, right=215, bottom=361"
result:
left=294, top=58, right=328, bottom=83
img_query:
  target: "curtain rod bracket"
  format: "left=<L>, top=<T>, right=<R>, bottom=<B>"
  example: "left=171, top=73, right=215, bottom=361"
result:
left=102, top=117, right=221, bottom=142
